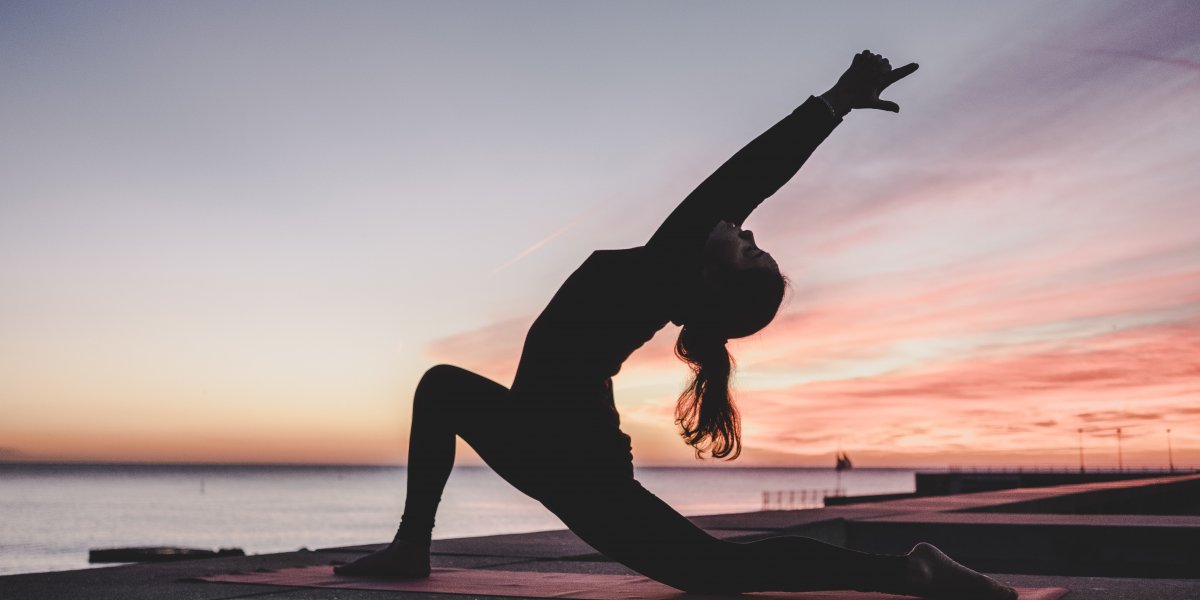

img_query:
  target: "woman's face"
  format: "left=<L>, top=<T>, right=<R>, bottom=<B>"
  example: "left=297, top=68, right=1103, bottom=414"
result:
left=703, top=221, right=778, bottom=273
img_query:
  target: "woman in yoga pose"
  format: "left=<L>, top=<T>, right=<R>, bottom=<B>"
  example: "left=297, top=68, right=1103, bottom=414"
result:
left=337, top=51, right=1017, bottom=599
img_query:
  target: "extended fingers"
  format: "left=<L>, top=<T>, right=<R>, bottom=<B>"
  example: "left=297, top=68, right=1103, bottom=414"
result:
left=864, top=99, right=901, bottom=113
left=883, top=62, right=919, bottom=87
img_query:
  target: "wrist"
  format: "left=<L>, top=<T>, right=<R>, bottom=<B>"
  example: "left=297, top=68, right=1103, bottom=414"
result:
left=819, top=88, right=852, bottom=118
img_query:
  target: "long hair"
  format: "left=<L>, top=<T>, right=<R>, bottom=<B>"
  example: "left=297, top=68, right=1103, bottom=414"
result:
left=675, top=324, right=739, bottom=459
left=675, top=267, right=785, bottom=460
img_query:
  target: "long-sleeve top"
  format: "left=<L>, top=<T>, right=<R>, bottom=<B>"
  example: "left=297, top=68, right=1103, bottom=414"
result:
left=508, top=96, right=841, bottom=468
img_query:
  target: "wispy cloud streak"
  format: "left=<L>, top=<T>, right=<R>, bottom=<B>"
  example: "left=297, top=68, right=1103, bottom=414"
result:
left=489, top=216, right=584, bottom=276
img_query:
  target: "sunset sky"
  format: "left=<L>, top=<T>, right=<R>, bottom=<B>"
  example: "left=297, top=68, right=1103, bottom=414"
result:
left=2, top=1, right=1198, bottom=467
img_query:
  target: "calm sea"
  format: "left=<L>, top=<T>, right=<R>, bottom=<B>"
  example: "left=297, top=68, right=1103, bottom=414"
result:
left=0, top=464, right=916, bottom=576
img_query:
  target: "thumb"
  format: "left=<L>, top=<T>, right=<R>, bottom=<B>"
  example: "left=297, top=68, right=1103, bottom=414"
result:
left=865, top=99, right=900, bottom=113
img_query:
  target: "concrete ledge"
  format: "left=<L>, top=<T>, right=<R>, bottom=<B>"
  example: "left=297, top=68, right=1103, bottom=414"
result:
left=842, top=474, right=1200, bottom=578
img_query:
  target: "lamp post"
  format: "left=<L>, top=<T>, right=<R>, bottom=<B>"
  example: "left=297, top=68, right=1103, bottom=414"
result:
left=1168, top=428, right=1174, bottom=473
left=1116, top=427, right=1123, bottom=471
left=1077, top=428, right=1085, bottom=473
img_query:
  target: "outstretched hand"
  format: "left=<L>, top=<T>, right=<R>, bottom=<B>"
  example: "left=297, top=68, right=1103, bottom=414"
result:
left=822, top=50, right=918, bottom=114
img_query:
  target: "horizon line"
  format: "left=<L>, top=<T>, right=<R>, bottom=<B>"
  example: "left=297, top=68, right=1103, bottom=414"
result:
left=0, top=459, right=933, bottom=470
left=2, top=459, right=1196, bottom=472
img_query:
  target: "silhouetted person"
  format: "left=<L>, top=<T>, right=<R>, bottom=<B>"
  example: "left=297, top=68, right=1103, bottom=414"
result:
left=337, top=51, right=1016, bottom=599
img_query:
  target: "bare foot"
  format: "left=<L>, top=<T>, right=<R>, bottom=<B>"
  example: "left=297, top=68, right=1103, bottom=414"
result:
left=904, top=542, right=1017, bottom=600
left=333, top=540, right=431, bottom=578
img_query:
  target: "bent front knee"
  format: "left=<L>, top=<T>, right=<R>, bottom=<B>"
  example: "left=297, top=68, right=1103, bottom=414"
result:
left=414, top=364, right=467, bottom=403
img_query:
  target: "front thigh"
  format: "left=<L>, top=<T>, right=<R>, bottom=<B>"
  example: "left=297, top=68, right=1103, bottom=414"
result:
left=427, top=368, right=555, bottom=499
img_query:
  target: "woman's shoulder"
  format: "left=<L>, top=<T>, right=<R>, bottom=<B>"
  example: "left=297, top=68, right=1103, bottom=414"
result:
left=589, top=245, right=647, bottom=257
left=580, top=246, right=652, bottom=267
left=584, top=245, right=700, bottom=281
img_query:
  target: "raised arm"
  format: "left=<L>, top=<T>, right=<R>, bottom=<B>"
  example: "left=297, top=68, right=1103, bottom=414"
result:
left=646, top=51, right=918, bottom=259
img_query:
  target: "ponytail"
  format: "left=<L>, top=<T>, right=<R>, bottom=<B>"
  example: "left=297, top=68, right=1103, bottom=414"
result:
left=674, top=324, right=741, bottom=460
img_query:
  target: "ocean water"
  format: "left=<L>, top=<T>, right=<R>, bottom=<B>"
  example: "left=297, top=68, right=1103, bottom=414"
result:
left=0, top=464, right=915, bottom=576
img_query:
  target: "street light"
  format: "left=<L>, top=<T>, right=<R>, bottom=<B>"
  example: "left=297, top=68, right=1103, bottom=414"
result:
left=1077, top=428, right=1085, bottom=473
left=1168, top=428, right=1174, bottom=473
left=1116, top=427, right=1123, bottom=471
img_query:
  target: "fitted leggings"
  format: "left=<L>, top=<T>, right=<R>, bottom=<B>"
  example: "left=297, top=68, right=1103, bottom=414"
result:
left=395, top=364, right=909, bottom=594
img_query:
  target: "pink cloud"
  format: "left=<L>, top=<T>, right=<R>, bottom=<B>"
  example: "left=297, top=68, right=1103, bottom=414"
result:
left=736, top=318, right=1200, bottom=464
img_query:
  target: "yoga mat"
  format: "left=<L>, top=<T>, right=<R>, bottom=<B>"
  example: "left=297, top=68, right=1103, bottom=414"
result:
left=200, top=565, right=1068, bottom=600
